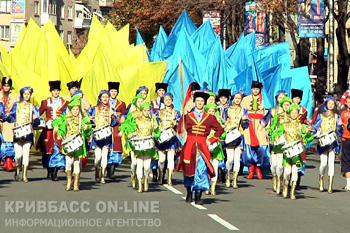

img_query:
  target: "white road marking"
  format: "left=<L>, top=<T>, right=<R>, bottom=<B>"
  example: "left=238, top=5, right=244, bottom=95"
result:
left=208, top=214, right=239, bottom=231
left=181, top=197, right=207, bottom=210
left=191, top=202, right=207, bottom=210
left=163, top=184, right=183, bottom=194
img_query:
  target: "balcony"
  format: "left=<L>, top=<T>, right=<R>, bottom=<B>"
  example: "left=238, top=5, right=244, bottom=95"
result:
left=99, top=0, right=114, bottom=7
left=74, top=4, right=92, bottom=29
left=75, top=0, right=89, bottom=3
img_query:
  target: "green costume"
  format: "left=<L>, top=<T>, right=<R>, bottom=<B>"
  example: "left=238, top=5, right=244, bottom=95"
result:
left=205, top=103, right=225, bottom=160
left=52, top=95, right=92, bottom=158
left=271, top=104, right=314, bottom=167
left=120, top=101, right=160, bottom=158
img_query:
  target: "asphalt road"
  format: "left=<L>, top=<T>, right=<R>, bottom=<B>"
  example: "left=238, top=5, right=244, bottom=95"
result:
left=0, top=152, right=348, bottom=233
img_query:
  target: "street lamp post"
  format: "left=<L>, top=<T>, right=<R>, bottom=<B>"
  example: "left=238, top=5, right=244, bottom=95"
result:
left=329, top=0, right=334, bottom=93
left=222, top=0, right=227, bottom=50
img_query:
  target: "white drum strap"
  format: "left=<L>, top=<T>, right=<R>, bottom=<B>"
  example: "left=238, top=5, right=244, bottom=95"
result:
left=220, top=106, right=225, bottom=122
left=79, top=113, right=82, bottom=134
left=29, top=103, right=33, bottom=124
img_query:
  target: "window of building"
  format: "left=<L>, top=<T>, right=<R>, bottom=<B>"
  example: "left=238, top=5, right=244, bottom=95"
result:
left=43, top=0, right=47, bottom=13
left=67, top=6, right=73, bottom=20
left=59, top=30, right=64, bottom=41
left=60, top=4, right=65, bottom=19
left=0, top=25, right=10, bottom=40
left=76, top=10, right=83, bottom=19
left=34, top=1, right=40, bottom=16
left=0, top=0, right=11, bottom=13
left=49, top=0, right=57, bottom=15
left=67, top=31, right=72, bottom=44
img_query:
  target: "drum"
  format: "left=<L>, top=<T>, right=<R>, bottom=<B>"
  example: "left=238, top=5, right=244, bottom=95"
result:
left=318, top=131, right=337, bottom=147
left=62, top=134, right=84, bottom=154
left=93, top=125, right=112, bottom=141
left=282, top=141, right=304, bottom=159
left=225, top=128, right=241, bottom=145
left=157, top=127, right=176, bottom=144
left=130, top=136, right=155, bottom=153
left=13, top=123, right=33, bottom=139
left=208, top=141, right=220, bottom=152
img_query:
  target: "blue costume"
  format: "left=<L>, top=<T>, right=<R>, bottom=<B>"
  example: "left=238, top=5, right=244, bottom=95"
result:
left=7, top=87, right=41, bottom=182
left=88, top=90, right=118, bottom=183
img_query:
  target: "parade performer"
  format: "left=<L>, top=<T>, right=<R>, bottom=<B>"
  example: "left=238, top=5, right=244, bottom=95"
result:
left=272, top=91, right=286, bottom=114
left=218, top=89, right=231, bottom=124
left=177, top=92, right=224, bottom=205
left=0, top=77, right=19, bottom=171
left=271, top=104, right=313, bottom=199
left=121, top=102, right=160, bottom=193
left=204, top=103, right=225, bottom=195
left=291, top=88, right=309, bottom=189
left=340, top=96, right=350, bottom=190
left=182, top=82, right=200, bottom=114
left=224, top=90, right=249, bottom=189
left=121, top=86, right=148, bottom=123
left=267, top=96, right=292, bottom=194
left=37, top=81, right=68, bottom=181
left=261, top=90, right=286, bottom=192
left=89, top=90, right=118, bottom=184
left=208, top=91, right=226, bottom=183
left=312, top=96, right=341, bottom=194
left=156, top=92, right=180, bottom=185
left=53, top=95, right=92, bottom=191
left=340, top=82, right=350, bottom=107
left=119, top=94, right=145, bottom=189
left=0, top=102, right=7, bottom=164
left=152, top=83, right=168, bottom=112
left=291, top=88, right=308, bottom=124
left=8, top=87, right=40, bottom=182
left=207, top=92, right=217, bottom=104
left=151, top=83, right=168, bottom=182
left=107, top=82, right=126, bottom=179
left=241, top=81, right=269, bottom=179
left=64, top=80, right=90, bottom=112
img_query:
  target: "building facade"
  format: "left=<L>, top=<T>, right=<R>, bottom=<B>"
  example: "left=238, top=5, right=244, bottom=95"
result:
left=0, top=0, right=114, bottom=51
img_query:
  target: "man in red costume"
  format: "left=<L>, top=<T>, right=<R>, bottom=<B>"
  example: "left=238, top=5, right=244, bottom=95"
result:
left=178, top=92, right=223, bottom=205
left=107, top=82, right=126, bottom=179
left=37, top=81, right=68, bottom=180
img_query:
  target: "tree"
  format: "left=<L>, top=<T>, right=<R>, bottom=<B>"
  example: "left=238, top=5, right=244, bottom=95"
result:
left=71, top=29, right=89, bottom=57
left=259, top=0, right=311, bottom=67
left=108, top=0, right=247, bottom=47
left=333, top=0, right=350, bottom=94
